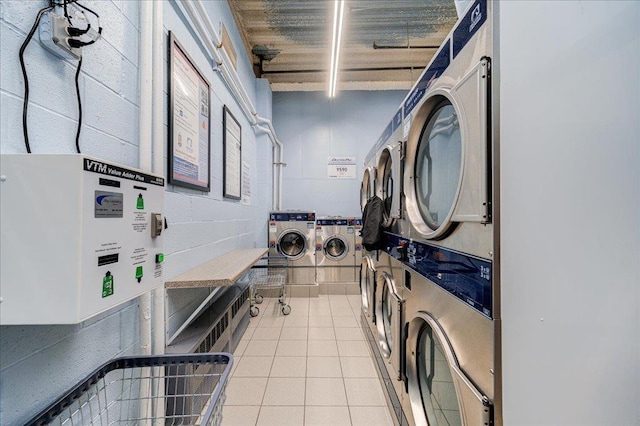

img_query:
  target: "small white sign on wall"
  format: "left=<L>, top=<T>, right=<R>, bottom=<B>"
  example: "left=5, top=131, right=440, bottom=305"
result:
left=328, top=156, right=356, bottom=179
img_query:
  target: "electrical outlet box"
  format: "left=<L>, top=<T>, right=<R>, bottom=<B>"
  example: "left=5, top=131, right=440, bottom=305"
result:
left=0, top=155, right=165, bottom=324
left=38, top=9, right=82, bottom=60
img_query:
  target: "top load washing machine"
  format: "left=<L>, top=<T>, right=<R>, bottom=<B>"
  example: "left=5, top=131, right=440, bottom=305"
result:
left=315, top=217, right=355, bottom=286
left=400, top=0, right=496, bottom=424
left=268, top=211, right=316, bottom=285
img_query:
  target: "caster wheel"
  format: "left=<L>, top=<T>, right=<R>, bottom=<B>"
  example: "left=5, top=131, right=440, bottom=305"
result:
left=255, top=294, right=264, bottom=304
left=282, top=305, right=291, bottom=315
left=250, top=306, right=259, bottom=317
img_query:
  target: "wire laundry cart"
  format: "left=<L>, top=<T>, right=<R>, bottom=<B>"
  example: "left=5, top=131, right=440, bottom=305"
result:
left=249, top=255, right=290, bottom=316
left=26, top=353, right=233, bottom=426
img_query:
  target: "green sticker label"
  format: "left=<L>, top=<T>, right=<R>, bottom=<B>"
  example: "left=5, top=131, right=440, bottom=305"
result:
left=102, top=272, right=114, bottom=298
left=136, top=194, right=144, bottom=210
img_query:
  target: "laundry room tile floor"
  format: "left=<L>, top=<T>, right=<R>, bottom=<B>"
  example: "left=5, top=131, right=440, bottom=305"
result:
left=222, top=294, right=394, bottom=426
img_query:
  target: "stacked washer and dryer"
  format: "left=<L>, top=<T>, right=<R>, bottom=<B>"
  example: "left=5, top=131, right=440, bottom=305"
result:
left=359, top=0, right=497, bottom=424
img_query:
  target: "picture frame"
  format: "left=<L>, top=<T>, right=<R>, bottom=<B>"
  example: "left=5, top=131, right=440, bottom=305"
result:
left=223, top=105, right=242, bottom=200
left=168, top=31, right=211, bottom=191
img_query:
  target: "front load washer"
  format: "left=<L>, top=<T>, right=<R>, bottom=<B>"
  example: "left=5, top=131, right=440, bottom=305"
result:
left=315, top=217, right=355, bottom=289
left=374, top=234, right=408, bottom=417
left=268, top=211, right=316, bottom=285
left=400, top=0, right=496, bottom=424
left=403, top=256, right=493, bottom=426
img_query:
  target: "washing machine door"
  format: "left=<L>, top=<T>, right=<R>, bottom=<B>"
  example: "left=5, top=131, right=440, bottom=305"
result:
left=406, top=312, right=491, bottom=426
left=324, top=235, right=349, bottom=261
left=360, top=167, right=376, bottom=213
left=405, top=60, right=490, bottom=240
left=277, top=229, right=307, bottom=261
left=360, top=256, right=375, bottom=318
left=375, top=271, right=404, bottom=380
left=378, top=144, right=401, bottom=228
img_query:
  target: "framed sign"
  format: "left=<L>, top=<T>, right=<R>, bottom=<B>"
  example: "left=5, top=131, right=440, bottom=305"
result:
left=223, top=106, right=242, bottom=199
left=168, top=32, right=211, bottom=191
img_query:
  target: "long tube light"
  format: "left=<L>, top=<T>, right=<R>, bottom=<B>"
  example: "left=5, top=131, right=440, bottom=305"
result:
left=329, top=0, right=345, bottom=97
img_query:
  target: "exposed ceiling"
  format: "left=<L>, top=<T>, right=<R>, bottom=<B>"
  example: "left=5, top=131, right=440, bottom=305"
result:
left=228, top=0, right=459, bottom=92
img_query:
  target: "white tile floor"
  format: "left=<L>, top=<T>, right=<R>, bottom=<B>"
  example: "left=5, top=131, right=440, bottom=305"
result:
left=222, top=295, right=394, bottom=426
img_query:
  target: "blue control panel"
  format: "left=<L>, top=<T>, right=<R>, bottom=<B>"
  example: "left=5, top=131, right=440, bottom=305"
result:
left=453, top=0, right=487, bottom=59
left=317, top=219, right=348, bottom=226
left=382, top=232, right=492, bottom=319
left=270, top=212, right=316, bottom=221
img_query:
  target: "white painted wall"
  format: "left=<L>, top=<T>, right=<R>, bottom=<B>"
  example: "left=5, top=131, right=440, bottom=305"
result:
left=0, top=1, right=271, bottom=423
left=273, top=90, right=407, bottom=217
left=499, top=2, right=640, bottom=424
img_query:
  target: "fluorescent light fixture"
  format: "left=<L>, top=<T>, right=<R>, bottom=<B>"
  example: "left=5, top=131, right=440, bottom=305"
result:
left=329, top=0, right=345, bottom=98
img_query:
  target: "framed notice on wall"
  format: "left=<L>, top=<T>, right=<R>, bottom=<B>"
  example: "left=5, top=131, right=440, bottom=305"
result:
left=223, top=106, right=242, bottom=199
left=168, top=32, right=211, bottom=191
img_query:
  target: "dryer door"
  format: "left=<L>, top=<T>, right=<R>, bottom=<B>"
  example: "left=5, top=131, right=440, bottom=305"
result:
left=375, top=271, right=404, bottom=380
left=378, top=144, right=402, bottom=228
left=324, top=235, right=349, bottom=261
left=360, top=256, right=373, bottom=318
left=277, top=229, right=308, bottom=261
left=406, top=312, right=491, bottom=426
left=360, top=167, right=376, bottom=213
left=404, top=59, right=490, bottom=240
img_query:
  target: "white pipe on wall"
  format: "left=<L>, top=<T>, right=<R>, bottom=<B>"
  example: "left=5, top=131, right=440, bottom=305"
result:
left=138, top=1, right=154, bottom=422
left=138, top=0, right=154, bottom=360
left=182, top=0, right=284, bottom=209
left=152, top=0, right=165, bottom=357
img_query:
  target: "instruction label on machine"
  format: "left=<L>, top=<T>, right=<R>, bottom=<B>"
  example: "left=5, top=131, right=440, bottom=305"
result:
left=327, top=157, right=356, bottom=179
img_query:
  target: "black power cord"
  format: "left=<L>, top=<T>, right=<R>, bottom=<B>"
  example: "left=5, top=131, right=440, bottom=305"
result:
left=74, top=57, right=83, bottom=154
left=19, top=5, right=54, bottom=153
left=20, top=0, right=102, bottom=154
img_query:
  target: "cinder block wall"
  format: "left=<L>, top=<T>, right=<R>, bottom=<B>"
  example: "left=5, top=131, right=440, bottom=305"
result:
left=273, top=90, right=407, bottom=217
left=0, top=1, right=272, bottom=423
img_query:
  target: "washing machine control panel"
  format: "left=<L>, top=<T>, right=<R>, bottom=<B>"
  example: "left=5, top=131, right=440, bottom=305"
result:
left=382, top=232, right=493, bottom=319
left=270, top=212, right=315, bottom=221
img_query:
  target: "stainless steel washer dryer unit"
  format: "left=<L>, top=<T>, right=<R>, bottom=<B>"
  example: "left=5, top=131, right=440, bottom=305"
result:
left=401, top=0, right=496, bottom=424
left=315, top=217, right=355, bottom=293
left=268, top=211, right=316, bottom=285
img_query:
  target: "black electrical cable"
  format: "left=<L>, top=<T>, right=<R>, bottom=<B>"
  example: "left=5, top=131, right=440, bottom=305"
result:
left=74, top=56, right=83, bottom=154
left=19, top=5, right=54, bottom=154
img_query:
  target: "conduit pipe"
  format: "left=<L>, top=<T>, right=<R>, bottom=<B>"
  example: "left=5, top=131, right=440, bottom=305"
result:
left=138, top=0, right=153, bottom=358
left=138, top=0, right=153, bottom=423
left=182, top=0, right=284, bottom=209
left=151, top=0, right=165, bottom=357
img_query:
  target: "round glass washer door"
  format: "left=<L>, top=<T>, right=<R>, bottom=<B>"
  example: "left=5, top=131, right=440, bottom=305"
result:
left=408, top=313, right=463, bottom=426
left=375, top=272, right=399, bottom=359
left=277, top=230, right=307, bottom=260
left=324, top=236, right=348, bottom=260
left=378, top=149, right=395, bottom=227
left=417, top=323, right=462, bottom=425
left=360, top=169, right=372, bottom=212
left=360, top=257, right=372, bottom=312
left=414, top=96, right=463, bottom=238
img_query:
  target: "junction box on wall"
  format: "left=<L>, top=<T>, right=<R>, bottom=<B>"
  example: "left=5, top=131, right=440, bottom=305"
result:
left=0, top=155, right=165, bottom=324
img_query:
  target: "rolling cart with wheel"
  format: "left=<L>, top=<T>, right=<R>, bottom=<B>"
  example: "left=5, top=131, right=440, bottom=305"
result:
left=249, top=255, right=290, bottom=316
